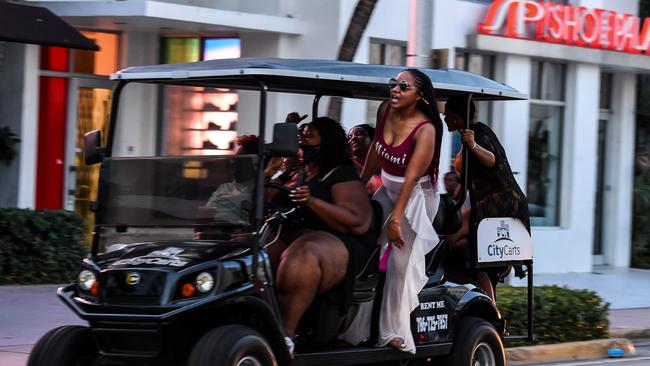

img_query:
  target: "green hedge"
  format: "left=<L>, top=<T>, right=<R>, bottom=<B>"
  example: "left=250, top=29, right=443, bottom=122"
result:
left=497, top=285, right=609, bottom=345
left=0, top=208, right=88, bottom=284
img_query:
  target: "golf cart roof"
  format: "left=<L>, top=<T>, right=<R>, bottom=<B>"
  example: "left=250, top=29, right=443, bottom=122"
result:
left=112, top=57, right=527, bottom=101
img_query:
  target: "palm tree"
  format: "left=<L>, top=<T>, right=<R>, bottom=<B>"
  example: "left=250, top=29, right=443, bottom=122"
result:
left=327, top=0, right=378, bottom=121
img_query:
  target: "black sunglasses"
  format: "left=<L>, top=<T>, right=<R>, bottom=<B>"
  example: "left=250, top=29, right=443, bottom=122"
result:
left=388, top=78, right=413, bottom=92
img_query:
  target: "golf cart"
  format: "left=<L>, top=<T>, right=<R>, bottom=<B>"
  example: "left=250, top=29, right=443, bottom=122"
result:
left=27, top=58, right=533, bottom=366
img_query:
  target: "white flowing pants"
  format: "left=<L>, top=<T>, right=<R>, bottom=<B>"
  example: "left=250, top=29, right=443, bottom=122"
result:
left=374, top=171, right=439, bottom=354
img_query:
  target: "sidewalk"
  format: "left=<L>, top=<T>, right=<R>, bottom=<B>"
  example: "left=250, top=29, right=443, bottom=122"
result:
left=510, top=265, right=650, bottom=309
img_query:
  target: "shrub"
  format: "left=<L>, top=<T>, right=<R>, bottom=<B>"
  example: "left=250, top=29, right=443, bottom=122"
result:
left=497, top=285, right=609, bottom=345
left=0, top=208, right=88, bottom=284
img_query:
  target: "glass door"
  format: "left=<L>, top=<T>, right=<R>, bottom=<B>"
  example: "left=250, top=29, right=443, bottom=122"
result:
left=65, top=78, right=114, bottom=244
left=592, top=114, right=610, bottom=265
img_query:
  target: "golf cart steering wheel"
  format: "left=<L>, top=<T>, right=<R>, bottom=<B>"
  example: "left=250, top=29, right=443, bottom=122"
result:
left=264, top=182, right=301, bottom=217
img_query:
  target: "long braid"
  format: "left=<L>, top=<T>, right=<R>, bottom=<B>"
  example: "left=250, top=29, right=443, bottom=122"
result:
left=405, top=68, right=444, bottom=187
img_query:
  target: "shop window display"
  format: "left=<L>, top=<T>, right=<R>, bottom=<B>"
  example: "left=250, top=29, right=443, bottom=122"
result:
left=160, top=38, right=240, bottom=156
left=528, top=61, right=566, bottom=226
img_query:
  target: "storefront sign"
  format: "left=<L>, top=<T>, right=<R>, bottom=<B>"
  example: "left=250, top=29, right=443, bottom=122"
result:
left=478, top=0, right=650, bottom=54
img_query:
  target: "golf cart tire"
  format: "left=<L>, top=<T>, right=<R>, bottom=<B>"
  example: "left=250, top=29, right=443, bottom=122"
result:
left=27, top=325, right=97, bottom=366
left=187, top=324, right=278, bottom=366
left=448, top=317, right=505, bottom=366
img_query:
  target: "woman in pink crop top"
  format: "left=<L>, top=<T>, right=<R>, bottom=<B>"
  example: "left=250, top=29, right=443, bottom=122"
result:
left=359, top=69, right=444, bottom=353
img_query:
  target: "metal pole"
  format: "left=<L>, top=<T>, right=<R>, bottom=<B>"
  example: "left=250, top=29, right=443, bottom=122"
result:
left=406, top=0, right=433, bottom=68
left=252, top=80, right=268, bottom=280
left=106, top=81, right=127, bottom=157
left=454, top=93, right=473, bottom=213
left=527, top=261, right=535, bottom=343
left=312, top=94, right=322, bottom=122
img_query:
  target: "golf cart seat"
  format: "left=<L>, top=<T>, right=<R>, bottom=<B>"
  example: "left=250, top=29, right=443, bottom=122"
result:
left=425, top=240, right=447, bottom=286
left=351, top=199, right=383, bottom=298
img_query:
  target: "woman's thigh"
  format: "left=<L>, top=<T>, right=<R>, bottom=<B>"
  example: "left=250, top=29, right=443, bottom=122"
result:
left=282, top=231, right=350, bottom=294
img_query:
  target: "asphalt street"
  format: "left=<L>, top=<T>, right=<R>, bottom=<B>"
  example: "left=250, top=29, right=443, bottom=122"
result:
left=0, top=285, right=85, bottom=366
left=1, top=285, right=649, bottom=366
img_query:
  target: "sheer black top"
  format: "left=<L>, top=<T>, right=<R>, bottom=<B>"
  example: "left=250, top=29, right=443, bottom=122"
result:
left=467, top=123, right=530, bottom=235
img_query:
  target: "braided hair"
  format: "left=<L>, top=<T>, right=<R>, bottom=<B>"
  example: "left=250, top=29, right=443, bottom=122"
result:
left=404, top=68, right=444, bottom=186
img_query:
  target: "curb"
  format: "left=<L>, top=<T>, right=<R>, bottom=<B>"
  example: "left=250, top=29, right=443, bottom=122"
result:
left=609, top=328, right=650, bottom=339
left=506, top=338, right=636, bottom=365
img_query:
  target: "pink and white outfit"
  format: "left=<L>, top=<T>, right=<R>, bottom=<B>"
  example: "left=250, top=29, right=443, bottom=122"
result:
left=373, top=113, right=440, bottom=354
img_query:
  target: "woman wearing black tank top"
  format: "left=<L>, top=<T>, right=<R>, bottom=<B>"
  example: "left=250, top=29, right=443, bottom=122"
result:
left=265, top=117, right=376, bottom=354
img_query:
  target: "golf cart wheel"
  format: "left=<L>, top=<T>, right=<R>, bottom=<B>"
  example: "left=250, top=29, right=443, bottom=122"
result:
left=187, top=325, right=277, bottom=366
left=27, top=325, right=97, bottom=366
left=448, top=317, right=505, bottom=366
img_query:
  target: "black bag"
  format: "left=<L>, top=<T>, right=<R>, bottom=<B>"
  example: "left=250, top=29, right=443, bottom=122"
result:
left=433, top=193, right=462, bottom=235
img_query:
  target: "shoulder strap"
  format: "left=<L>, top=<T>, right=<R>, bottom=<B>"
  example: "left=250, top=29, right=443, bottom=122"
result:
left=376, top=105, right=391, bottom=136
left=320, top=166, right=341, bottom=182
left=408, top=120, right=432, bottom=142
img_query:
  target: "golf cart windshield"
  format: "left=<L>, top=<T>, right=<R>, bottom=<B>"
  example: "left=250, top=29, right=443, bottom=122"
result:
left=95, top=155, right=257, bottom=229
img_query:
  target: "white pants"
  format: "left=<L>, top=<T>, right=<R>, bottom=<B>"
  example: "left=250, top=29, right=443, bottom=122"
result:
left=374, top=171, right=439, bottom=354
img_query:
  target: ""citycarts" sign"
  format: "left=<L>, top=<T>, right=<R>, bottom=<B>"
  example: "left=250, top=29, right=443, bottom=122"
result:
left=478, top=0, right=650, bottom=54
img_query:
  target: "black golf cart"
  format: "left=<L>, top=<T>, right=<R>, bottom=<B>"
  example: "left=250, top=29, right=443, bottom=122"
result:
left=27, top=58, right=534, bottom=366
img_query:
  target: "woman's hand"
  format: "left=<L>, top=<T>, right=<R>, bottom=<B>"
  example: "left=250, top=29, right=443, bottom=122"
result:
left=264, top=157, right=284, bottom=179
left=289, top=185, right=313, bottom=206
left=460, top=129, right=476, bottom=149
left=387, top=218, right=405, bottom=249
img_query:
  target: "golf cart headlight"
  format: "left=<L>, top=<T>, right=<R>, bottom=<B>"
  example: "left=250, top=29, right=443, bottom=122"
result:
left=195, top=272, right=214, bottom=293
left=78, top=270, right=96, bottom=291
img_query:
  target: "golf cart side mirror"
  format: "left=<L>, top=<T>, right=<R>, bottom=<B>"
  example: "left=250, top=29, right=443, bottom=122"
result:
left=84, top=130, right=104, bottom=165
left=266, top=123, right=298, bottom=157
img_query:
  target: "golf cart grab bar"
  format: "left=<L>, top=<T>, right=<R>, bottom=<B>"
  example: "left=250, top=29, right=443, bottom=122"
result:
left=453, top=93, right=473, bottom=213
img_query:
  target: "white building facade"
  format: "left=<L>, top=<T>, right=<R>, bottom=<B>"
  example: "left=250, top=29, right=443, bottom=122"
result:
left=0, top=0, right=644, bottom=273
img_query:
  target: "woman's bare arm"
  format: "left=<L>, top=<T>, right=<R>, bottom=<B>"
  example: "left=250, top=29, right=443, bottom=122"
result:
left=460, top=129, right=495, bottom=167
left=293, top=180, right=372, bottom=235
left=360, top=101, right=388, bottom=184
left=470, top=144, right=496, bottom=167
left=388, top=123, right=435, bottom=246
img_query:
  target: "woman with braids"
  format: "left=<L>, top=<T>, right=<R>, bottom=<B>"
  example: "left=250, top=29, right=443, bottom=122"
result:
left=266, top=117, right=376, bottom=354
left=360, top=69, right=443, bottom=353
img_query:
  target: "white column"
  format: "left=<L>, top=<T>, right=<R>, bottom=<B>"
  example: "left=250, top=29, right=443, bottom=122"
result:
left=604, top=72, right=636, bottom=268
left=493, top=54, right=531, bottom=191
left=562, top=63, right=601, bottom=270
left=407, top=0, right=433, bottom=68
left=115, top=31, right=159, bottom=157
left=17, top=44, right=39, bottom=208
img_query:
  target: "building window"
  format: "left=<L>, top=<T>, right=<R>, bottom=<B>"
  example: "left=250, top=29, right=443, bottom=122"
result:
left=451, top=51, right=495, bottom=160
left=72, top=31, right=119, bottom=76
left=528, top=60, right=566, bottom=226
left=367, top=40, right=407, bottom=124
left=160, top=38, right=241, bottom=156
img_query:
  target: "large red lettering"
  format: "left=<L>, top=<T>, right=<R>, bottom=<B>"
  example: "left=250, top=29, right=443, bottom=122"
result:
left=478, top=0, right=648, bottom=55
left=636, top=18, right=650, bottom=53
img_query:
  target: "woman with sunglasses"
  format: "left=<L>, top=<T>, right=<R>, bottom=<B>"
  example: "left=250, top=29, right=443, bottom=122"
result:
left=360, top=69, right=443, bottom=353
